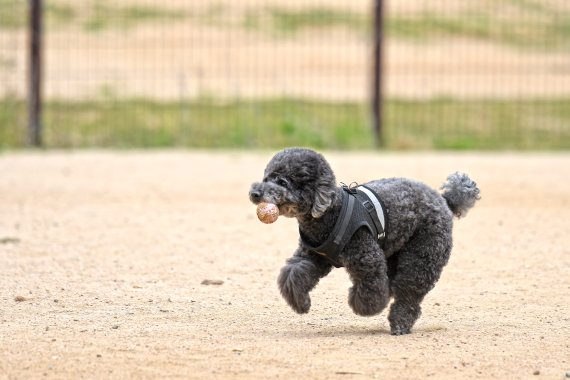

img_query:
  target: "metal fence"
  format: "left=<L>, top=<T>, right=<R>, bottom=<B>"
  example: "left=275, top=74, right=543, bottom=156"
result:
left=1, top=0, right=569, bottom=149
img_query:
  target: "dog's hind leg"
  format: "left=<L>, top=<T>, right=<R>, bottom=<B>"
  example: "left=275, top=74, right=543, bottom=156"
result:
left=387, top=229, right=452, bottom=335
left=344, top=232, right=390, bottom=317
left=388, top=280, right=427, bottom=335
left=278, top=247, right=333, bottom=314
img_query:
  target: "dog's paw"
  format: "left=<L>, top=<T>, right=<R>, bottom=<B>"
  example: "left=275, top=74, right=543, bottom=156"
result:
left=348, top=284, right=388, bottom=317
left=388, top=303, right=420, bottom=335
left=286, top=291, right=311, bottom=314
left=390, top=324, right=411, bottom=336
left=278, top=262, right=313, bottom=314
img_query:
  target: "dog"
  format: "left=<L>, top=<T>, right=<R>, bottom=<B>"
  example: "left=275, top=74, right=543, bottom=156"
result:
left=249, top=148, right=480, bottom=335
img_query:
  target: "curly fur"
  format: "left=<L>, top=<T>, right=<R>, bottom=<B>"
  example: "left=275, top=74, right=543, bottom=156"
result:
left=441, top=172, right=481, bottom=218
left=249, top=148, right=480, bottom=335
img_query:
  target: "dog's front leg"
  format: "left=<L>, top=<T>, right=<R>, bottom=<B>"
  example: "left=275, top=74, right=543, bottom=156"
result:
left=277, top=247, right=333, bottom=314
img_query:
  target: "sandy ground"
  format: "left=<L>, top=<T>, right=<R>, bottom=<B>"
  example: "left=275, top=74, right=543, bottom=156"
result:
left=1, top=0, right=570, bottom=100
left=0, top=150, right=569, bottom=379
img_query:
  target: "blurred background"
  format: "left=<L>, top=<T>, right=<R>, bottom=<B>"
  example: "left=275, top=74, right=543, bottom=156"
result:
left=0, top=0, right=569, bottom=150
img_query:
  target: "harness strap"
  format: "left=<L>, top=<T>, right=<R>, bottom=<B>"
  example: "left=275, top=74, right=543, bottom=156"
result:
left=304, top=190, right=351, bottom=262
left=299, top=184, right=389, bottom=268
left=333, top=194, right=355, bottom=245
left=358, top=185, right=386, bottom=240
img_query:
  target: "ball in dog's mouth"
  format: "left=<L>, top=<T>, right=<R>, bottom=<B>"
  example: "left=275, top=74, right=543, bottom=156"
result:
left=256, top=202, right=279, bottom=224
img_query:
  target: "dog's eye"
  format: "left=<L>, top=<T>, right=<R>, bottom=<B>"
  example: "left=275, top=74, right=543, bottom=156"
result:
left=276, top=178, right=289, bottom=187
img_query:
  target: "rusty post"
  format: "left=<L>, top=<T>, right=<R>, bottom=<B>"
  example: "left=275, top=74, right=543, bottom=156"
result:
left=372, top=0, right=384, bottom=147
left=29, top=0, right=43, bottom=147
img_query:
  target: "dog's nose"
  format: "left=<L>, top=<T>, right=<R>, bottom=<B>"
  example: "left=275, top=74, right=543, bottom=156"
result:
left=250, top=189, right=263, bottom=202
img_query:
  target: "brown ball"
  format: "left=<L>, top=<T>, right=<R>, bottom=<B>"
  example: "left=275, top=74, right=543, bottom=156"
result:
left=256, top=202, right=279, bottom=224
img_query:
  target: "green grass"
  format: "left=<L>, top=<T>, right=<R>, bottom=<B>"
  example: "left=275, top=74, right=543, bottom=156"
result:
left=0, top=0, right=187, bottom=32
left=0, top=0, right=25, bottom=29
left=2, top=1, right=568, bottom=50
left=388, top=11, right=570, bottom=50
left=0, top=96, right=26, bottom=147
left=0, top=0, right=77, bottom=30
left=38, top=98, right=373, bottom=149
left=392, top=0, right=570, bottom=50
left=1, top=97, right=569, bottom=150
left=243, top=7, right=367, bottom=36
left=239, top=1, right=569, bottom=50
left=83, top=0, right=187, bottom=32
left=385, top=98, right=570, bottom=150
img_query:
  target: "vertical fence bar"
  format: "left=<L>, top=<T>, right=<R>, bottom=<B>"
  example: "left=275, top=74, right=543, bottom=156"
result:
left=372, top=0, right=384, bottom=147
left=28, top=0, right=43, bottom=147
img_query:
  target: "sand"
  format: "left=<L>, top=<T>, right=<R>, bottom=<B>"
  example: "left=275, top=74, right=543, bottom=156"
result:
left=1, top=150, right=569, bottom=379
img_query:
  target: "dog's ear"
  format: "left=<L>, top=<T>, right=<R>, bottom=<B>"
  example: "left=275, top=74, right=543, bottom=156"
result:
left=311, top=177, right=335, bottom=218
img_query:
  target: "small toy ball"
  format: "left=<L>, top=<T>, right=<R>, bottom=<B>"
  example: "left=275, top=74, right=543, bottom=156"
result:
left=256, top=202, right=279, bottom=224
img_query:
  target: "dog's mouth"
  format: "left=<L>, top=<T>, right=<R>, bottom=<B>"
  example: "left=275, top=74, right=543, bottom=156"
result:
left=250, top=198, right=299, bottom=218
left=249, top=191, right=290, bottom=214
left=250, top=182, right=305, bottom=217
left=277, top=203, right=301, bottom=218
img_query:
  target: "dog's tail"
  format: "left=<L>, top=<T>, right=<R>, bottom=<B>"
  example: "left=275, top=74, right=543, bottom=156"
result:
left=441, top=172, right=480, bottom=218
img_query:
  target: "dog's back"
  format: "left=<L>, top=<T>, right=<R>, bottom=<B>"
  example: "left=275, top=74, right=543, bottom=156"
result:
left=364, top=174, right=479, bottom=257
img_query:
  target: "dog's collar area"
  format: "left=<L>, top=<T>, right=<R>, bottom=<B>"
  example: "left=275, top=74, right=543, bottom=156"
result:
left=340, top=182, right=359, bottom=194
left=300, top=184, right=388, bottom=268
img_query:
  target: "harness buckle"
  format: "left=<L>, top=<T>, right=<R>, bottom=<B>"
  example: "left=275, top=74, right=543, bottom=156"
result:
left=340, top=182, right=359, bottom=194
left=362, top=200, right=375, bottom=213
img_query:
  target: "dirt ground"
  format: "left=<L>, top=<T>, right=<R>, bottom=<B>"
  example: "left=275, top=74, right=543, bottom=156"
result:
left=0, top=150, right=568, bottom=379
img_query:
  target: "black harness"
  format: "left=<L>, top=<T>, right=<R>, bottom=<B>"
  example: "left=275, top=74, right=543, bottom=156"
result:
left=300, top=184, right=388, bottom=268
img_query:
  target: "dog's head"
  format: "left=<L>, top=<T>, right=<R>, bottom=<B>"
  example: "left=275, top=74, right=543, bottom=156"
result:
left=249, top=148, right=336, bottom=219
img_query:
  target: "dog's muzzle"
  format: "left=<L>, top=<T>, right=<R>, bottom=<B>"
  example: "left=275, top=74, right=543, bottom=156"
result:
left=249, top=183, right=264, bottom=204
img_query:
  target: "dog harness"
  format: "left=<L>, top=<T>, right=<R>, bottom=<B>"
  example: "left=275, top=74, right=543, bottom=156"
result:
left=300, top=184, right=388, bottom=268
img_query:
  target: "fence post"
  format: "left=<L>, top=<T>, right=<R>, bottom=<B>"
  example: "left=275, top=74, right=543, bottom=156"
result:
left=29, top=0, right=43, bottom=147
left=372, top=0, right=384, bottom=147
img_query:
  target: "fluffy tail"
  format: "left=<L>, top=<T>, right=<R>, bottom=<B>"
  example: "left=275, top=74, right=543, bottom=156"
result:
left=441, top=172, right=480, bottom=218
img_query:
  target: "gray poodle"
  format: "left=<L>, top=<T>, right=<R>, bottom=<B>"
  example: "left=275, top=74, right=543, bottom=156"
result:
left=249, top=148, right=480, bottom=335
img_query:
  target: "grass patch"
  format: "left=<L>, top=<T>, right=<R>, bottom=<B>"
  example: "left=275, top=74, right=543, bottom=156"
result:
left=1, top=97, right=569, bottom=150
left=48, top=2, right=75, bottom=26
left=388, top=12, right=570, bottom=50
left=0, top=96, right=26, bottom=148
left=37, top=98, right=373, bottom=149
left=83, top=0, right=187, bottom=32
left=243, top=7, right=367, bottom=36
left=386, top=0, right=570, bottom=50
left=0, top=0, right=25, bottom=29
left=234, top=1, right=569, bottom=50
left=0, top=0, right=76, bottom=30
left=0, top=0, right=188, bottom=31
left=1, top=1, right=567, bottom=49
left=240, top=2, right=569, bottom=50
left=385, top=98, right=570, bottom=150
